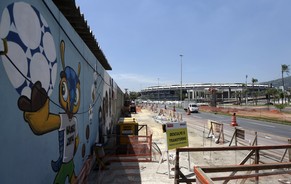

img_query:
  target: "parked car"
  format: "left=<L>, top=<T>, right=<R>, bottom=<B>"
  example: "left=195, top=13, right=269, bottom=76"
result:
left=188, top=103, right=199, bottom=113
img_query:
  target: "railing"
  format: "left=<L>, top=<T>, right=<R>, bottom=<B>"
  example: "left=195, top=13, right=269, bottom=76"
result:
left=174, top=145, right=291, bottom=184
left=113, top=134, right=153, bottom=162
left=107, top=124, right=153, bottom=162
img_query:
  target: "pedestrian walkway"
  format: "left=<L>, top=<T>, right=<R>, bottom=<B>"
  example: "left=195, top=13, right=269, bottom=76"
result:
left=88, top=109, right=194, bottom=183
left=88, top=106, right=291, bottom=184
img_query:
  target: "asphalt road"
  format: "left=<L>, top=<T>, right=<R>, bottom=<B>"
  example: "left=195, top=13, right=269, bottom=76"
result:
left=169, top=106, right=291, bottom=139
left=194, top=111, right=291, bottom=138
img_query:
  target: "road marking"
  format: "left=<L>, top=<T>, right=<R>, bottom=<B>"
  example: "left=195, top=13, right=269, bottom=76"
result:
left=245, top=121, right=275, bottom=128
left=191, top=115, right=202, bottom=119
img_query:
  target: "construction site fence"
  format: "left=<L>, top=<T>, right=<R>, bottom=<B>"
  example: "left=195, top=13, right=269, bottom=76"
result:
left=174, top=144, right=291, bottom=184
left=103, top=125, right=153, bottom=162
left=143, top=103, right=185, bottom=123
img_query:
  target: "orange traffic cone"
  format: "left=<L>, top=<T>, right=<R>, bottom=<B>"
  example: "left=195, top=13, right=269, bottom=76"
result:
left=187, top=108, right=191, bottom=115
left=173, top=105, right=176, bottom=112
left=231, top=113, right=238, bottom=126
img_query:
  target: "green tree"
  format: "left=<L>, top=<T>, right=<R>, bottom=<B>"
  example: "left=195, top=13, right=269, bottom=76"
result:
left=235, top=91, right=242, bottom=105
left=281, top=64, right=289, bottom=91
left=265, top=88, right=277, bottom=104
left=274, top=90, right=281, bottom=104
left=254, top=91, right=259, bottom=105
left=242, top=83, right=248, bottom=105
left=275, top=103, right=286, bottom=112
left=251, top=78, right=258, bottom=105
left=129, top=91, right=141, bottom=101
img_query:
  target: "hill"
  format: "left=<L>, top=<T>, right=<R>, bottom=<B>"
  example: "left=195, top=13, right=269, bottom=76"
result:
left=261, top=76, right=291, bottom=88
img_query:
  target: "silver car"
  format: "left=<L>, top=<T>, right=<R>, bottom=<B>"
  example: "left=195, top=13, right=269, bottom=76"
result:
left=188, top=103, right=199, bottom=113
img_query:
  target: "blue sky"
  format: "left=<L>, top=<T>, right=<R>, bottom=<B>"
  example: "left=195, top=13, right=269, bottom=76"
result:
left=75, top=0, right=291, bottom=92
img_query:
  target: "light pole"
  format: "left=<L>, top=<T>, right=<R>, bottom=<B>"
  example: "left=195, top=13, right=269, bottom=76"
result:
left=245, top=75, right=248, bottom=105
left=158, top=78, right=160, bottom=103
left=180, top=54, right=183, bottom=102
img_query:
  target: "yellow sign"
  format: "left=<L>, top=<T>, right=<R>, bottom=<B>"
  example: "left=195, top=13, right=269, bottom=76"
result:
left=117, top=117, right=138, bottom=144
left=120, top=124, right=135, bottom=135
left=165, top=122, right=188, bottom=150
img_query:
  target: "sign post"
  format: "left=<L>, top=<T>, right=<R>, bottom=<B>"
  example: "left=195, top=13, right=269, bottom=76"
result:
left=165, top=121, right=189, bottom=150
left=157, top=121, right=189, bottom=178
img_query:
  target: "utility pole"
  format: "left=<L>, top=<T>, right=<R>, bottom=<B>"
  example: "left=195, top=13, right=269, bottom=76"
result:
left=158, top=78, right=160, bottom=103
left=180, top=54, right=183, bottom=102
left=245, top=75, right=248, bottom=105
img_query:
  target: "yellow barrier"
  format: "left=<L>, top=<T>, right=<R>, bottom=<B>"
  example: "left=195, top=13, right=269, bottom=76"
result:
left=116, top=117, right=138, bottom=144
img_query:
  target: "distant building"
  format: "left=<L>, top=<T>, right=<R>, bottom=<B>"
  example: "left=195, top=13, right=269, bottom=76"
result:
left=140, top=83, right=269, bottom=104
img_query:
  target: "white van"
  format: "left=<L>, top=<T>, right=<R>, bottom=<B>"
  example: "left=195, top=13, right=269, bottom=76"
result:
left=188, top=103, right=199, bottom=113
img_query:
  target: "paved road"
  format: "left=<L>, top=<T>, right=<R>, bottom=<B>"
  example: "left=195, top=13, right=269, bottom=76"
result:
left=163, top=107, right=291, bottom=148
left=187, top=111, right=291, bottom=139
left=169, top=104, right=291, bottom=139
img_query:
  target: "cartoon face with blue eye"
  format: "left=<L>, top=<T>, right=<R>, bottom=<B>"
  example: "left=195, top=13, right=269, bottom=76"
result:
left=17, top=40, right=80, bottom=184
left=59, top=65, right=81, bottom=119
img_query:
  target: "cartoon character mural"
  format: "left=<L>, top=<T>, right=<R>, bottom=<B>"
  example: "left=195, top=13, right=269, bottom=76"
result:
left=0, top=2, right=57, bottom=98
left=0, top=2, right=122, bottom=183
left=0, top=2, right=81, bottom=183
left=18, top=40, right=81, bottom=183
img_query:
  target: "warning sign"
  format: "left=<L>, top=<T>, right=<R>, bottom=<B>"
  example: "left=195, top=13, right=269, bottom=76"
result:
left=165, top=121, right=188, bottom=150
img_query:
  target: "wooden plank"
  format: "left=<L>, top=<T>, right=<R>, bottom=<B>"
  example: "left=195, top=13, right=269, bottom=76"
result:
left=176, top=145, right=291, bottom=152
left=200, top=162, right=291, bottom=173
left=194, top=167, right=215, bottom=184
left=212, top=169, right=291, bottom=181
left=236, top=129, right=245, bottom=140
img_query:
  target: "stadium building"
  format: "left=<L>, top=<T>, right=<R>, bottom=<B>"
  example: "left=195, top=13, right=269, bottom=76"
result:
left=140, top=83, right=270, bottom=104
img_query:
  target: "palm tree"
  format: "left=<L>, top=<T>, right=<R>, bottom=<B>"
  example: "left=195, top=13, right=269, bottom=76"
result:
left=235, top=91, right=242, bottom=105
left=265, top=88, right=274, bottom=105
left=281, top=64, right=289, bottom=91
left=251, top=78, right=258, bottom=105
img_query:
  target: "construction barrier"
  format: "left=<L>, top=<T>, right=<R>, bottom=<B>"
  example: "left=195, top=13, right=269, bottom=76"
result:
left=112, top=123, right=153, bottom=162
left=231, top=112, right=238, bottom=126
left=175, top=145, right=291, bottom=184
left=207, top=120, right=224, bottom=144
left=116, top=117, right=138, bottom=144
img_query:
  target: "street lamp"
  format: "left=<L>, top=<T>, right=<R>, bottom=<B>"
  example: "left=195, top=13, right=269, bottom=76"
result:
left=245, top=75, right=248, bottom=105
left=180, top=54, right=183, bottom=102
left=158, top=78, right=160, bottom=103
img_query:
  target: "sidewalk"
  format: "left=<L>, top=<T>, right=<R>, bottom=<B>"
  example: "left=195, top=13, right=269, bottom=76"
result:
left=88, top=109, right=195, bottom=184
left=88, top=107, right=291, bottom=183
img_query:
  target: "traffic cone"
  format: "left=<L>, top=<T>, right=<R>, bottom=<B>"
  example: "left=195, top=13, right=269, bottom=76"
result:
left=173, top=105, right=176, bottom=112
left=231, top=113, right=238, bottom=126
left=187, top=108, right=191, bottom=115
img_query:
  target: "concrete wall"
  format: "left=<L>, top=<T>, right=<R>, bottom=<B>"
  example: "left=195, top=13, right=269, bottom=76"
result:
left=0, top=1, right=123, bottom=183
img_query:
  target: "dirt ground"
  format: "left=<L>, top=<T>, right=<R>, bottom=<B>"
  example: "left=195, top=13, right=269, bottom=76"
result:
left=135, top=106, right=291, bottom=184
left=199, top=105, right=291, bottom=123
left=89, top=105, right=291, bottom=183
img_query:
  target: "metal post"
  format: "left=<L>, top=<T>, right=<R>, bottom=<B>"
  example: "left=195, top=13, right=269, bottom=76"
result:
left=288, top=139, right=291, bottom=162
left=180, top=54, right=183, bottom=102
left=235, top=128, right=237, bottom=146
left=246, top=75, right=248, bottom=105
left=167, top=151, right=170, bottom=178
left=188, top=152, right=191, bottom=172
left=255, top=131, right=259, bottom=184
left=174, top=149, right=180, bottom=183
left=158, top=78, right=160, bottom=106
left=255, top=149, right=259, bottom=184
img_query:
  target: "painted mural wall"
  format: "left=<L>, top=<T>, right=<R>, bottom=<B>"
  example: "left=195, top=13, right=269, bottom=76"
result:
left=0, top=1, right=123, bottom=183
